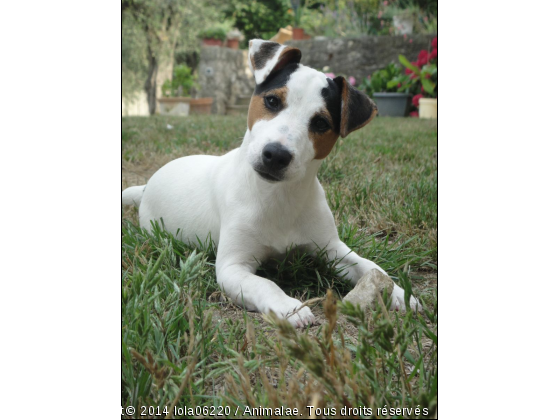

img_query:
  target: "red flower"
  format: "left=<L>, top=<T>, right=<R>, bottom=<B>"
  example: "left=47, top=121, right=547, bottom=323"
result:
left=405, top=68, right=413, bottom=75
left=424, top=73, right=431, bottom=79
left=429, top=48, right=437, bottom=61
left=417, top=50, right=429, bottom=67
left=409, top=111, right=419, bottom=117
left=431, top=37, right=437, bottom=49
left=397, top=82, right=402, bottom=88
left=412, top=94, right=423, bottom=107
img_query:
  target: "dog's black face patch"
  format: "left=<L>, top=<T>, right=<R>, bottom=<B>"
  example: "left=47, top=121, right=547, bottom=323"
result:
left=321, top=78, right=342, bottom=135
left=253, top=42, right=281, bottom=70
left=254, top=63, right=299, bottom=95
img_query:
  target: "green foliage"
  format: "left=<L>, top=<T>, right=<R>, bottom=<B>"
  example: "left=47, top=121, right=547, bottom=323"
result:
left=162, top=65, right=198, bottom=98
left=290, top=0, right=308, bottom=27
left=199, top=25, right=228, bottom=40
left=399, top=55, right=437, bottom=97
left=360, top=63, right=413, bottom=95
left=225, top=0, right=291, bottom=47
left=122, top=12, right=148, bottom=101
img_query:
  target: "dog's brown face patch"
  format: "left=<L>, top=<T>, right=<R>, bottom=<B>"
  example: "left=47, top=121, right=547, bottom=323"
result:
left=308, top=111, right=340, bottom=159
left=247, top=87, right=288, bottom=131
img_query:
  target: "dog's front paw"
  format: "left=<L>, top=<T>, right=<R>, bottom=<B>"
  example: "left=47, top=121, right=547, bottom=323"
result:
left=269, top=298, right=316, bottom=328
left=391, top=285, right=423, bottom=313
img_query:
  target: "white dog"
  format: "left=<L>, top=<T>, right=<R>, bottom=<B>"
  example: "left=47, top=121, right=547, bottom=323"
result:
left=122, top=40, right=421, bottom=327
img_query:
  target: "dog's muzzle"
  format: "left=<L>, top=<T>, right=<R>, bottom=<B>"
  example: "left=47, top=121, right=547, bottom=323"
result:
left=254, top=142, right=293, bottom=182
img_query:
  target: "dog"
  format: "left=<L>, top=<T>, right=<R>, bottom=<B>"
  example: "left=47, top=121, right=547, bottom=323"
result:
left=122, top=39, right=422, bottom=327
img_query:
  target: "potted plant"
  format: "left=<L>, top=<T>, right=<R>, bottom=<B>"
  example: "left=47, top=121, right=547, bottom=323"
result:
left=399, top=36, right=437, bottom=119
left=290, top=0, right=307, bottom=40
left=200, top=26, right=227, bottom=47
left=226, top=28, right=243, bottom=49
left=158, top=65, right=213, bottom=116
left=359, top=63, right=413, bottom=117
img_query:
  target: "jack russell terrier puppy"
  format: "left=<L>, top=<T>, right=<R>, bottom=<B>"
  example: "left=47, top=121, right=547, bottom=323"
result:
left=122, top=39, right=422, bottom=327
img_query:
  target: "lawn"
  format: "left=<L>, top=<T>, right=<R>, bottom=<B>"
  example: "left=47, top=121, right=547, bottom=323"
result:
left=121, top=115, right=437, bottom=419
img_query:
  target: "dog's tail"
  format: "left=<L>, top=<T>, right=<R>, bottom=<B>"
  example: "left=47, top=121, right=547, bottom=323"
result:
left=122, top=185, right=145, bottom=207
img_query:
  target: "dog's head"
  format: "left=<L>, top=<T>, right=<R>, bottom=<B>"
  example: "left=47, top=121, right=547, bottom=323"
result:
left=245, top=39, right=377, bottom=183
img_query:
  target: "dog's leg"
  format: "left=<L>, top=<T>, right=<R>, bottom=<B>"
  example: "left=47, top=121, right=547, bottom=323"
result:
left=323, top=240, right=422, bottom=312
left=216, top=237, right=316, bottom=327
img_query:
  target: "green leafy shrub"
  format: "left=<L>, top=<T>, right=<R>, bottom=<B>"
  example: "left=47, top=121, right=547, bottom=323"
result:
left=161, top=64, right=197, bottom=98
left=225, top=0, right=291, bottom=48
left=199, top=25, right=228, bottom=40
left=359, top=63, right=414, bottom=96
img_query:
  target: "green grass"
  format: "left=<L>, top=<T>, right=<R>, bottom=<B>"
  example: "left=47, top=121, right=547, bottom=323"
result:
left=122, top=115, right=437, bottom=419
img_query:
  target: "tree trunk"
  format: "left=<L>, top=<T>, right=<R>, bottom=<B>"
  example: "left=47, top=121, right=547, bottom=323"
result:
left=144, top=44, right=158, bottom=115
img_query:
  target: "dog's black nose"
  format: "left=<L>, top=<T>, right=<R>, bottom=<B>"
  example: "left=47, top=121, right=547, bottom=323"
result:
left=262, top=142, right=293, bottom=171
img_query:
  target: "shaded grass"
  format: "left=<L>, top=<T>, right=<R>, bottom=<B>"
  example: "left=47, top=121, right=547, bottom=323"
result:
left=121, top=115, right=437, bottom=418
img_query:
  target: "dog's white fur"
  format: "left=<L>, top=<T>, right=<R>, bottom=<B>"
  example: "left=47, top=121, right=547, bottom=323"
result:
left=122, top=40, right=421, bottom=327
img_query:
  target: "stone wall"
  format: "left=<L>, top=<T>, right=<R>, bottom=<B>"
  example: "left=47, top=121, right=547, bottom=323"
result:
left=196, top=35, right=435, bottom=114
left=286, top=35, right=435, bottom=82
left=197, top=46, right=255, bottom=115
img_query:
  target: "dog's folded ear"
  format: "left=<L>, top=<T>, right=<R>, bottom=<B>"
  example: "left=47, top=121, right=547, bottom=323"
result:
left=333, top=76, right=378, bottom=138
left=248, top=39, right=302, bottom=85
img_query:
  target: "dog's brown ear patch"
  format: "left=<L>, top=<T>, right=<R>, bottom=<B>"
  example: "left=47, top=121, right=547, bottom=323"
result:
left=248, top=40, right=301, bottom=85
left=334, top=76, right=378, bottom=138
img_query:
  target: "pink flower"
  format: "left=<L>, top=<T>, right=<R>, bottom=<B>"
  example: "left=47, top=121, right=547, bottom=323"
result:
left=417, top=50, right=429, bottom=67
left=324, top=72, right=336, bottom=79
left=412, top=94, right=424, bottom=107
left=429, top=48, right=437, bottom=61
left=409, top=39, right=413, bottom=43
left=409, top=111, right=419, bottom=117
left=383, top=0, right=388, bottom=5
left=431, top=37, right=437, bottom=49
left=403, top=34, right=408, bottom=40
left=349, top=76, right=356, bottom=86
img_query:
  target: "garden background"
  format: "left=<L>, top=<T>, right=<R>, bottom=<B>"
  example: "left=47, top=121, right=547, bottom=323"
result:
left=3, top=2, right=558, bottom=420
left=121, top=1, right=439, bottom=418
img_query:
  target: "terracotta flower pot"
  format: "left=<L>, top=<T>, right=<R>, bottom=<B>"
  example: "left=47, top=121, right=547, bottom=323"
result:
left=188, top=97, right=213, bottom=115
left=226, top=38, right=239, bottom=49
left=202, top=38, right=223, bottom=47
left=292, top=27, right=305, bottom=40
left=158, top=97, right=214, bottom=116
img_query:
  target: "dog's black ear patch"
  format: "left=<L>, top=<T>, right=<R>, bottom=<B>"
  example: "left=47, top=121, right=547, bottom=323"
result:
left=333, top=76, right=378, bottom=138
left=248, top=39, right=302, bottom=85
left=321, top=78, right=342, bottom=134
left=253, top=42, right=281, bottom=70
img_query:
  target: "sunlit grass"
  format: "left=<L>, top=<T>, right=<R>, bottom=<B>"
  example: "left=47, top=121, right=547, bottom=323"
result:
left=121, top=115, right=437, bottom=419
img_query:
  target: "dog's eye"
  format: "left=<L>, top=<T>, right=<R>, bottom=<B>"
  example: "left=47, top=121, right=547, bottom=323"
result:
left=264, top=95, right=280, bottom=110
left=311, top=116, right=330, bottom=132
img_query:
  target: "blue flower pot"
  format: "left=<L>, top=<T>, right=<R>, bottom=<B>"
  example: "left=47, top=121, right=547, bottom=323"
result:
left=372, top=92, right=411, bottom=117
